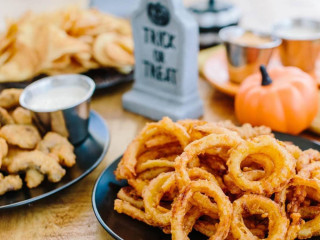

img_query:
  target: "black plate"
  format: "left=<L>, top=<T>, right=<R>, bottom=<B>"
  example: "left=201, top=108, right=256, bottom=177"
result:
left=92, top=133, right=320, bottom=240
left=0, top=110, right=110, bottom=210
left=0, top=68, right=133, bottom=90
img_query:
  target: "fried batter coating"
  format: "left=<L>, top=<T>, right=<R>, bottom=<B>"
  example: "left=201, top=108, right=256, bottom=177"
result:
left=0, top=88, right=23, bottom=109
left=0, top=124, right=41, bottom=149
left=114, top=199, right=153, bottom=226
left=0, top=172, right=23, bottom=195
left=178, top=119, right=272, bottom=141
left=12, top=107, right=32, bottom=125
left=0, top=146, right=19, bottom=171
left=117, top=186, right=144, bottom=210
left=0, top=137, right=8, bottom=167
left=7, top=149, right=66, bottom=182
left=36, top=132, right=75, bottom=167
left=0, top=107, right=14, bottom=126
left=216, top=120, right=273, bottom=139
left=297, top=149, right=320, bottom=171
left=282, top=141, right=302, bottom=161
left=25, top=168, right=44, bottom=188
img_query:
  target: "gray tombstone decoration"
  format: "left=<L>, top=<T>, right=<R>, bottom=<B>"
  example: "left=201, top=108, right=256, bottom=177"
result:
left=122, top=0, right=204, bottom=121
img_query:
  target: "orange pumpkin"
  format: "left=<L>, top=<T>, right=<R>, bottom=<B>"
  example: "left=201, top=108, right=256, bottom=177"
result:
left=235, top=65, right=318, bottom=135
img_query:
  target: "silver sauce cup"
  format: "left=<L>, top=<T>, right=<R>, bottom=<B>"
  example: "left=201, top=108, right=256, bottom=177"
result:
left=219, top=26, right=281, bottom=83
left=273, top=18, right=320, bottom=73
left=20, top=74, right=95, bottom=145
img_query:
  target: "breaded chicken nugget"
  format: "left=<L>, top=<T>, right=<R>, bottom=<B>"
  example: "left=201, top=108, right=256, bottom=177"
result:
left=0, top=88, right=23, bottom=109
left=0, top=173, right=23, bottom=195
left=7, top=149, right=66, bottom=182
left=12, top=107, right=32, bottom=125
left=0, top=107, right=14, bottom=126
left=0, top=124, right=41, bottom=149
left=0, top=137, right=8, bottom=167
left=37, top=132, right=75, bottom=167
left=25, top=169, right=44, bottom=188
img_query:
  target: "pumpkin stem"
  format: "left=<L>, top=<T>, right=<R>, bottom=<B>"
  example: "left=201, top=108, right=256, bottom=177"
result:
left=260, top=65, right=272, bottom=86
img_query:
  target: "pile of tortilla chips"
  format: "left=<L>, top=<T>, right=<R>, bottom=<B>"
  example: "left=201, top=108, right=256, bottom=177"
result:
left=0, top=6, right=134, bottom=82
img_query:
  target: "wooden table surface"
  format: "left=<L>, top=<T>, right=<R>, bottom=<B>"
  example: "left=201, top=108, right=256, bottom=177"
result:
left=1, top=0, right=320, bottom=239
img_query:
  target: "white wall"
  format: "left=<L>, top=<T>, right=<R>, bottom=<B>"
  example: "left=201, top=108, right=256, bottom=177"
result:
left=0, top=0, right=88, bottom=30
left=185, top=0, right=320, bottom=33
left=0, top=0, right=320, bottom=32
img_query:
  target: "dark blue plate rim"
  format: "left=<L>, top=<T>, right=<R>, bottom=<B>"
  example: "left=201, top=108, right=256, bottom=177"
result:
left=92, top=156, right=123, bottom=240
left=0, top=110, right=110, bottom=210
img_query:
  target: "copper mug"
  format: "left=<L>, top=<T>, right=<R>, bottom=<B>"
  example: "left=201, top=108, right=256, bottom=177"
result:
left=273, top=18, right=320, bottom=73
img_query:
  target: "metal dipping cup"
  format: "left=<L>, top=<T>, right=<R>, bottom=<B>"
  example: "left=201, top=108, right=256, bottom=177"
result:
left=20, top=74, right=95, bottom=145
left=273, top=18, right=320, bottom=73
left=219, top=26, right=281, bottom=83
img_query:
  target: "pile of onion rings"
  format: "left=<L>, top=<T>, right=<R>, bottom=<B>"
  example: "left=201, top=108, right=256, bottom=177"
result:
left=114, top=117, right=320, bottom=240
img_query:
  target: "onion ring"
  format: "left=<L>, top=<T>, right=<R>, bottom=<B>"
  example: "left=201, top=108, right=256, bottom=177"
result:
left=175, top=133, right=242, bottom=189
left=115, top=117, right=190, bottom=180
left=275, top=176, right=320, bottom=239
left=291, top=176, right=320, bottom=239
left=226, top=135, right=295, bottom=195
left=114, top=199, right=153, bottom=226
left=296, top=149, right=320, bottom=171
left=299, top=161, right=320, bottom=180
left=117, top=186, right=144, bottom=210
left=142, top=172, right=176, bottom=227
left=231, top=194, right=288, bottom=240
left=171, top=180, right=232, bottom=240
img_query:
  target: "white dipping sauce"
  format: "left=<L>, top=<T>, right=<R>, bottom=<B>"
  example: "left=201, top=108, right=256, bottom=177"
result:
left=28, top=85, right=88, bottom=111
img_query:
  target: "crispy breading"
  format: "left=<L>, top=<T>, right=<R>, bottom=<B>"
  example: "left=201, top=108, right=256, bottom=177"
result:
left=0, top=88, right=23, bottom=109
left=7, top=149, right=66, bottom=182
left=0, top=137, right=8, bottom=167
left=25, top=168, right=45, bottom=188
left=0, top=173, right=23, bottom=195
left=297, top=149, right=320, bottom=171
left=12, top=107, right=32, bottom=125
left=0, top=124, right=41, bottom=149
left=36, top=132, right=75, bottom=167
left=1, top=146, right=18, bottom=170
left=216, top=120, right=273, bottom=139
left=0, top=107, right=14, bottom=126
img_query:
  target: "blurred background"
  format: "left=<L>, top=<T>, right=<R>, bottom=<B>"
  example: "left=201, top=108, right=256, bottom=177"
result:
left=1, top=0, right=320, bottom=32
